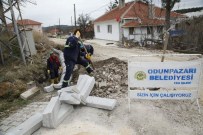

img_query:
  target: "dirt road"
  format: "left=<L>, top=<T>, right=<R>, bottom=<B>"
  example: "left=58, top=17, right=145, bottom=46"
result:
left=50, top=38, right=168, bottom=61
left=34, top=38, right=203, bottom=135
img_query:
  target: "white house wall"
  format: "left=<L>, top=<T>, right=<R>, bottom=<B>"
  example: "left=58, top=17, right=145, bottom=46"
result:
left=25, top=25, right=43, bottom=33
left=123, top=27, right=147, bottom=41
left=32, top=25, right=43, bottom=33
left=94, top=21, right=120, bottom=41
left=123, top=26, right=162, bottom=42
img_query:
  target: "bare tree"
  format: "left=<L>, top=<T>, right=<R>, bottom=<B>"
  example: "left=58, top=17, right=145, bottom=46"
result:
left=161, top=0, right=180, bottom=30
left=106, top=0, right=118, bottom=12
left=0, top=0, right=36, bottom=29
left=77, top=13, right=92, bottom=38
left=0, top=1, right=7, bottom=29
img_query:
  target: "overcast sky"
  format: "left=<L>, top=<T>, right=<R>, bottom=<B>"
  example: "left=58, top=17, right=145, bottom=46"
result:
left=19, top=0, right=203, bottom=27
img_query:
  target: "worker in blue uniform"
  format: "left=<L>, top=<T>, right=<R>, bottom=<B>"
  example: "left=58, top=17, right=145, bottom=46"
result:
left=62, top=29, right=93, bottom=88
left=79, top=41, right=94, bottom=68
left=80, top=44, right=94, bottom=58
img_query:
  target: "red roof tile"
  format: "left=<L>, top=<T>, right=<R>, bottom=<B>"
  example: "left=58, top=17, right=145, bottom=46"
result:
left=94, top=1, right=186, bottom=26
left=154, top=7, right=186, bottom=18
left=122, top=19, right=165, bottom=27
left=17, top=19, right=42, bottom=25
left=123, top=1, right=186, bottom=19
left=122, top=21, right=140, bottom=27
left=94, top=2, right=134, bottom=22
left=8, top=19, right=42, bottom=26
left=123, top=2, right=148, bottom=19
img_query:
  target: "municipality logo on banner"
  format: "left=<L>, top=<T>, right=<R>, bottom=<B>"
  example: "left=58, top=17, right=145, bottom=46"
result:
left=134, top=71, right=146, bottom=80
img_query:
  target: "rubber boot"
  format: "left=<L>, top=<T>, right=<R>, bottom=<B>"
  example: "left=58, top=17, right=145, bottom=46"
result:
left=86, top=67, right=94, bottom=75
left=62, top=81, right=69, bottom=88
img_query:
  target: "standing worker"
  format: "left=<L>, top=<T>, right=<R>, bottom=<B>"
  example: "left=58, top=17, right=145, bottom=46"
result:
left=62, top=29, right=94, bottom=88
left=47, top=51, right=61, bottom=84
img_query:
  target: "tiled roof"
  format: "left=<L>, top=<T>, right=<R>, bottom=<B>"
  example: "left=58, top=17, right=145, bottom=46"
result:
left=17, top=19, right=42, bottom=25
left=123, top=2, right=148, bottom=19
left=94, top=1, right=186, bottom=27
left=122, top=21, right=140, bottom=27
left=8, top=19, right=42, bottom=26
left=154, top=6, right=186, bottom=18
left=122, top=19, right=165, bottom=27
left=94, top=2, right=134, bottom=22
left=123, top=2, right=186, bottom=19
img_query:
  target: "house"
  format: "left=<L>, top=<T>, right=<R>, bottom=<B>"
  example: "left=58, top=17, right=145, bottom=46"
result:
left=94, top=0, right=187, bottom=42
left=8, top=19, right=43, bottom=33
left=45, top=27, right=63, bottom=38
left=47, top=27, right=60, bottom=35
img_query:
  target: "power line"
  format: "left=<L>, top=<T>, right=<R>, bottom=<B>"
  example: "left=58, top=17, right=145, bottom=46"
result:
left=74, top=4, right=76, bottom=28
left=86, top=2, right=110, bottom=15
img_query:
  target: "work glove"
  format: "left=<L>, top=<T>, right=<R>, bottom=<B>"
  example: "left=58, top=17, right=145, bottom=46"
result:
left=59, top=67, right=63, bottom=74
left=85, top=53, right=91, bottom=60
left=58, top=66, right=63, bottom=75
left=47, top=70, right=50, bottom=74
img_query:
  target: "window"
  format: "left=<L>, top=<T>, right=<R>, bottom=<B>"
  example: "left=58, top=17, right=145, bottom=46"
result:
left=107, top=25, right=112, bottom=33
left=147, top=26, right=153, bottom=34
left=157, top=26, right=163, bottom=33
left=97, top=25, right=100, bottom=32
left=129, top=27, right=134, bottom=35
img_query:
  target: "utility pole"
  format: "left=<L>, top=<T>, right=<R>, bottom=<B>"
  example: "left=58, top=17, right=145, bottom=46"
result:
left=74, top=4, right=76, bottom=29
left=71, top=16, right=73, bottom=26
left=59, top=18, right=61, bottom=38
left=59, top=18, right=60, bottom=27
left=9, top=0, right=26, bottom=65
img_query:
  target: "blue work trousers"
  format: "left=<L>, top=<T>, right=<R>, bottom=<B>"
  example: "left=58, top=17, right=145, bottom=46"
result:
left=63, top=58, right=89, bottom=82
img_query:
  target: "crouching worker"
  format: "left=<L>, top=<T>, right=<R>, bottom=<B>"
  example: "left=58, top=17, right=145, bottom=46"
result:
left=79, top=43, right=94, bottom=71
left=47, top=51, right=62, bottom=84
left=80, top=44, right=94, bottom=57
left=62, top=29, right=94, bottom=88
